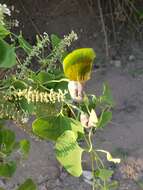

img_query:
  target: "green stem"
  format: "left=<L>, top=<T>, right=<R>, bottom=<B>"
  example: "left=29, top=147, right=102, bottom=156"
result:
left=43, top=78, right=69, bottom=84
left=0, top=151, right=6, bottom=158
left=91, top=151, right=95, bottom=190
left=86, top=128, right=96, bottom=190
left=93, top=150, right=104, bottom=168
left=65, top=102, right=82, bottom=113
left=88, top=128, right=93, bottom=153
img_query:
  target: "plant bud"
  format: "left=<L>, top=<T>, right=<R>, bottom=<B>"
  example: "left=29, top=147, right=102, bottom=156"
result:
left=88, top=109, right=98, bottom=128
left=80, top=112, right=89, bottom=128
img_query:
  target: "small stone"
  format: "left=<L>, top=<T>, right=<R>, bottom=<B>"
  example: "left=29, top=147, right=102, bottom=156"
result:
left=114, top=60, right=121, bottom=68
left=80, top=28, right=83, bottom=33
left=110, top=60, right=121, bottom=67
left=0, top=180, right=5, bottom=188
left=39, top=184, right=47, bottom=190
left=129, top=55, right=135, bottom=61
left=93, top=33, right=97, bottom=38
left=82, top=170, right=92, bottom=180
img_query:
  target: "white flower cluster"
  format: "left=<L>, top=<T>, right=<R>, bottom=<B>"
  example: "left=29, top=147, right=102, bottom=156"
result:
left=13, top=87, right=68, bottom=104
left=0, top=4, right=11, bottom=25
left=11, top=19, right=19, bottom=27
left=63, top=30, right=78, bottom=47
left=23, top=33, right=50, bottom=68
left=47, top=31, right=78, bottom=68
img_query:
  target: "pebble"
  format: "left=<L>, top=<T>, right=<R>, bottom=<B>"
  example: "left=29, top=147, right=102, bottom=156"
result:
left=110, top=60, right=122, bottom=68
left=82, top=170, right=92, bottom=180
left=129, top=55, right=135, bottom=61
left=0, top=180, right=5, bottom=188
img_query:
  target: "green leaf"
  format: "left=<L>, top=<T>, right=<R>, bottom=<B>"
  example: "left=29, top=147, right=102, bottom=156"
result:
left=35, top=102, right=59, bottom=117
left=36, top=71, right=55, bottom=83
left=0, top=119, right=5, bottom=128
left=0, top=161, right=16, bottom=177
left=0, top=39, right=16, bottom=68
left=95, top=169, right=113, bottom=181
left=0, top=187, right=5, bottom=190
left=13, top=80, right=27, bottom=90
left=51, top=34, right=61, bottom=49
left=18, top=33, right=32, bottom=54
left=83, top=95, right=97, bottom=111
left=54, top=80, right=68, bottom=91
left=55, top=130, right=84, bottom=177
left=101, top=83, right=114, bottom=107
left=97, top=111, right=112, bottom=128
left=20, top=140, right=30, bottom=158
left=32, top=115, right=84, bottom=141
left=0, top=129, right=16, bottom=154
left=107, top=181, right=119, bottom=189
left=17, top=179, right=37, bottom=190
left=36, top=70, right=68, bottom=91
left=0, top=25, right=10, bottom=39
left=19, top=98, right=35, bottom=114
left=138, top=10, right=143, bottom=19
left=36, top=71, right=55, bottom=88
left=137, top=180, right=143, bottom=188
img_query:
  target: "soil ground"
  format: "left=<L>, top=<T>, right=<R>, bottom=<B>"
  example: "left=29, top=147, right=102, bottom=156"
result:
left=1, top=0, right=143, bottom=189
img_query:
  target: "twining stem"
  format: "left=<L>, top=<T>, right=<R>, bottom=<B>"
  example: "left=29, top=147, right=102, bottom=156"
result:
left=85, top=128, right=96, bottom=190
left=84, top=126, right=106, bottom=190
left=0, top=151, right=7, bottom=159
left=91, top=151, right=95, bottom=190
left=88, top=128, right=93, bottom=153
left=43, top=78, right=69, bottom=84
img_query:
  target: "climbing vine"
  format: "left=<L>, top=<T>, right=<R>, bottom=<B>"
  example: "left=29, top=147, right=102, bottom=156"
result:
left=0, top=3, right=120, bottom=190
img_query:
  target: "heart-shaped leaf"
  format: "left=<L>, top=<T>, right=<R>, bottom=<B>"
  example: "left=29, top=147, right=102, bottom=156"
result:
left=32, top=115, right=84, bottom=141
left=95, top=168, right=113, bottom=181
left=18, top=33, right=32, bottom=54
left=0, top=161, right=16, bottom=177
left=100, top=83, right=114, bottom=107
left=0, top=129, right=16, bottom=154
left=17, top=179, right=37, bottom=190
left=0, top=39, right=16, bottom=68
left=0, top=25, right=10, bottom=39
left=20, top=139, right=30, bottom=158
left=97, top=111, right=112, bottom=128
left=55, top=130, right=84, bottom=177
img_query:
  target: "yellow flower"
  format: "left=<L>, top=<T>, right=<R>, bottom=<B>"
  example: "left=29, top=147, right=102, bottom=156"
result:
left=63, top=48, right=96, bottom=82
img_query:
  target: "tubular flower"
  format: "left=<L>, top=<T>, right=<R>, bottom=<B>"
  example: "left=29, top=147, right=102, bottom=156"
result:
left=80, top=109, right=98, bottom=128
left=68, top=81, right=84, bottom=102
left=63, top=48, right=96, bottom=82
left=63, top=48, right=96, bottom=102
